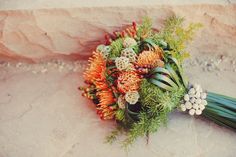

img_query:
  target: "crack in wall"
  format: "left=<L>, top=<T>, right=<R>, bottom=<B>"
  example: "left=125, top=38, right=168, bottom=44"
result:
left=60, top=142, right=79, bottom=157
left=1, top=91, right=46, bottom=122
left=0, top=93, right=12, bottom=106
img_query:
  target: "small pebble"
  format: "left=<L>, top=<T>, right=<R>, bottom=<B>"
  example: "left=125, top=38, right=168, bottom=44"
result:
left=16, top=62, right=22, bottom=68
left=231, top=60, right=236, bottom=66
left=41, top=69, right=47, bottom=73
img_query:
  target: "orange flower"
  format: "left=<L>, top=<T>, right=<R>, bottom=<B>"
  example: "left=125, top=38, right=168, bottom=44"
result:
left=95, top=83, right=117, bottom=120
left=83, top=51, right=117, bottom=120
left=84, top=51, right=106, bottom=83
left=96, top=89, right=116, bottom=120
left=136, top=47, right=164, bottom=68
left=117, top=71, right=141, bottom=93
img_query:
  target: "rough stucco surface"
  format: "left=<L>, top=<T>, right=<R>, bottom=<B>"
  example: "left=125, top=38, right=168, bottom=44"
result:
left=0, top=4, right=236, bottom=157
left=0, top=5, right=236, bottom=61
left=0, top=0, right=235, bottom=10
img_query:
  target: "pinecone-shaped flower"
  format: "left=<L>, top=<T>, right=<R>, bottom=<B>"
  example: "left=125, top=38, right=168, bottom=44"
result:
left=96, top=44, right=111, bottom=59
left=121, top=48, right=137, bottom=62
left=115, top=57, right=130, bottom=71
left=123, top=37, right=137, bottom=48
left=117, top=95, right=126, bottom=109
left=125, top=91, right=140, bottom=104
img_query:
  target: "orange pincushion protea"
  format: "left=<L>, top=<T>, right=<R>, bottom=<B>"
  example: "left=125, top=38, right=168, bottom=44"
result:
left=96, top=89, right=116, bottom=120
left=117, top=71, right=141, bottom=93
left=83, top=51, right=117, bottom=120
left=84, top=51, right=106, bottom=83
left=95, top=82, right=117, bottom=120
left=136, top=47, right=164, bottom=68
left=95, top=79, right=117, bottom=120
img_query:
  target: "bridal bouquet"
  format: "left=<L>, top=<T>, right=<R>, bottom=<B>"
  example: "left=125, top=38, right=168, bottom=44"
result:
left=79, top=16, right=236, bottom=147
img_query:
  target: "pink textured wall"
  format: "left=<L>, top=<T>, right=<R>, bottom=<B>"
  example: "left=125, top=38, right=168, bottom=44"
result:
left=0, top=5, right=236, bottom=62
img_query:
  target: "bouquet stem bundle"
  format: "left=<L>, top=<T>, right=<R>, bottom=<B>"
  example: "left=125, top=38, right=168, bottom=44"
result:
left=203, top=92, right=236, bottom=131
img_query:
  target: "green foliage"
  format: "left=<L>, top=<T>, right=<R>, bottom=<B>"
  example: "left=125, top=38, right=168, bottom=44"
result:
left=109, top=38, right=123, bottom=58
left=150, top=56, right=188, bottom=90
left=115, top=109, right=125, bottom=121
left=137, top=17, right=153, bottom=39
left=121, top=79, right=186, bottom=148
left=152, top=15, right=202, bottom=62
left=105, top=126, right=123, bottom=144
left=122, top=112, right=151, bottom=147
left=122, top=110, right=168, bottom=148
left=132, top=44, right=140, bottom=54
left=140, top=79, right=186, bottom=111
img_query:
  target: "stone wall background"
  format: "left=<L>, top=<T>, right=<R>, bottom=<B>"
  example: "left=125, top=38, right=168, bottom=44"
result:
left=0, top=0, right=234, bottom=10
left=0, top=4, right=236, bottom=62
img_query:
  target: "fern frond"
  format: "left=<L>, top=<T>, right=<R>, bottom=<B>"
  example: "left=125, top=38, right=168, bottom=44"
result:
left=137, top=17, right=153, bottom=39
left=152, top=16, right=202, bottom=62
left=115, top=109, right=125, bottom=121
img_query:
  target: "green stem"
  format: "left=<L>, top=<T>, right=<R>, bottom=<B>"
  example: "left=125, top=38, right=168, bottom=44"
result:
left=202, top=92, right=236, bottom=132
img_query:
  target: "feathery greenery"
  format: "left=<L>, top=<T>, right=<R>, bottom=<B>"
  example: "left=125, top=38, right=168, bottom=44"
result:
left=115, top=109, right=125, bottom=121
left=109, top=38, right=123, bottom=58
left=137, top=17, right=153, bottom=39
left=121, top=79, right=186, bottom=148
left=105, top=126, right=124, bottom=144
left=140, top=79, right=186, bottom=111
left=151, top=16, right=202, bottom=62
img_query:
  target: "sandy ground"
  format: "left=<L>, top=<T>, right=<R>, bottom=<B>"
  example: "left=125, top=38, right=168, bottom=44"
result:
left=0, top=2, right=236, bottom=157
left=0, top=54, right=236, bottom=157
